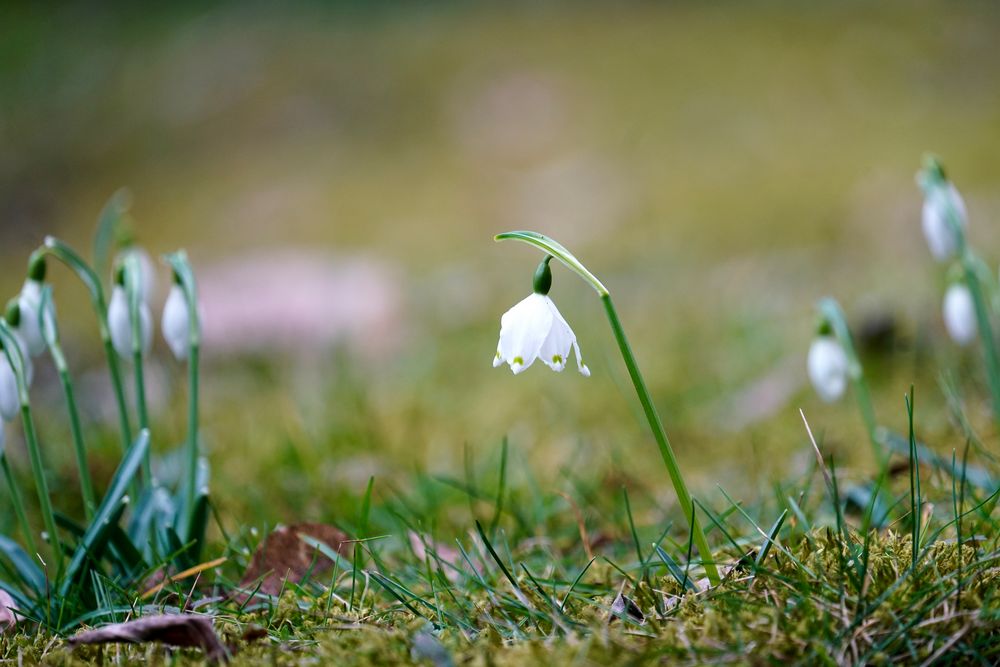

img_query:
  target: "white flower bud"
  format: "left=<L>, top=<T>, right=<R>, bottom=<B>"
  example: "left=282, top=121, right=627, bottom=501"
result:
left=807, top=336, right=849, bottom=403
left=108, top=285, right=152, bottom=360
left=922, top=183, right=968, bottom=262
left=16, top=280, right=49, bottom=358
left=161, top=284, right=190, bottom=360
left=943, top=283, right=976, bottom=346
left=0, top=355, right=19, bottom=421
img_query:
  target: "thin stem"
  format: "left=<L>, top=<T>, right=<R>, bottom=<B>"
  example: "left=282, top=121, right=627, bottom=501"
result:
left=50, top=341, right=96, bottom=519
left=165, top=250, right=202, bottom=538
left=1, top=451, right=37, bottom=556
left=38, top=241, right=133, bottom=451
left=818, top=298, right=885, bottom=467
left=0, top=321, right=63, bottom=576
left=601, top=293, right=720, bottom=586
left=39, top=286, right=96, bottom=519
left=123, top=254, right=152, bottom=482
left=961, top=261, right=1000, bottom=420
left=185, top=342, right=200, bottom=526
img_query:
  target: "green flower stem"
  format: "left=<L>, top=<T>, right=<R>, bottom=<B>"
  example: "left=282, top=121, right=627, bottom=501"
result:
left=1, top=452, right=36, bottom=556
left=0, top=321, right=63, bottom=576
left=123, top=254, right=152, bottom=483
left=601, top=292, right=721, bottom=586
left=817, top=298, right=884, bottom=466
left=921, top=159, right=1000, bottom=423
left=40, top=288, right=96, bottom=519
left=165, top=251, right=202, bottom=537
left=37, top=240, right=133, bottom=451
left=495, top=231, right=720, bottom=586
left=960, top=260, right=1000, bottom=420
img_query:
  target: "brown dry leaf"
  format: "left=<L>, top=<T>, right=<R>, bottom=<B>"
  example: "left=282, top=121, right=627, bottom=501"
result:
left=236, top=523, right=350, bottom=603
left=0, top=590, right=17, bottom=633
left=69, top=614, right=229, bottom=663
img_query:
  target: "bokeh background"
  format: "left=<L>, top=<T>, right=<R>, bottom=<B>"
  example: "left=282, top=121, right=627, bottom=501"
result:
left=2, top=2, right=999, bottom=522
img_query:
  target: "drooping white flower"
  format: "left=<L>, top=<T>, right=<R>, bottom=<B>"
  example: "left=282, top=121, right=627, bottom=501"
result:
left=114, top=246, right=157, bottom=303
left=161, top=284, right=190, bottom=360
left=493, top=293, right=590, bottom=376
left=16, top=279, right=50, bottom=358
left=0, top=354, right=19, bottom=422
left=108, top=285, right=153, bottom=360
left=807, top=336, right=849, bottom=403
left=922, top=182, right=968, bottom=262
left=943, top=283, right=976, bottom=346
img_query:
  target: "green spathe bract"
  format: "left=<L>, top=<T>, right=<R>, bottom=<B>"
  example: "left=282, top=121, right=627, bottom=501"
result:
left=494, top=230, right=720, bottom=587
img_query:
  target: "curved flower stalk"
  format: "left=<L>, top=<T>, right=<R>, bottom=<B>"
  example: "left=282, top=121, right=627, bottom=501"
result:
left=0, top=318, right=63, bottom=575
left=494, top=231, right=720, bottom=586
left=493, top=258, right=590, bottom=376
left=40, top=286, right=97, bottom=518
left=918, top=156, right=1000, bottom=421
left=814, top=298, right=884, bottom=466
left=164, top=250, right=204, bottom=538
left=121, top=255, right=154, bottom=481
left=37, top=239, right=133, bottom=452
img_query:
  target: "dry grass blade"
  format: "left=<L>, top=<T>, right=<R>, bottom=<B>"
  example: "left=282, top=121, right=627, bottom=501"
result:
left=142, top=556, right=228, bottom=600
left=68, top=614, right=229, bottom=663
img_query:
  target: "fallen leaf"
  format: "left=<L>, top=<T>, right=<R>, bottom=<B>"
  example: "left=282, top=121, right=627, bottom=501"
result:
left=0, top=590, right=17, bottom=633
left=236, top=523, right=350, bottom=603
left=608, top=592, right=645, bottom=625
left=69, top=614, right=229, bottom=663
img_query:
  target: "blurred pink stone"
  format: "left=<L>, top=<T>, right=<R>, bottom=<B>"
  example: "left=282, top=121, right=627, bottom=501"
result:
left=197, top=249, right=404, bottom=358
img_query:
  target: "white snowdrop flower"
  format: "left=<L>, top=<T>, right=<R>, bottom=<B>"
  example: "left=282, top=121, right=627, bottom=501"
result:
left=0, top=354, right=19, bottom=422
left=17, top=279, right=50, bottom=358
left=922, top=182, right=968, bottom=262
left=108, top=285, right=153, bottom=360
left=807, top=336, right=849, bottom=403
left=493, top=258, right=590, bottom=376
left=115, top=246, right=157, bottom=303
left=943, top=283, right=977, bottom=346
left=161, top=283, right=190, bottom=360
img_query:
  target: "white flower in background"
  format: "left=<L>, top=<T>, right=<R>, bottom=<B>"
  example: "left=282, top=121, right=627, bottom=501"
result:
left=493, top=293, right=590, bottom=376
left=922, top=182, right=968, bottom=262
left=943, top=283, right=976, bottom=346
left=161, top=283, right=190, bottom=360
left=115, top=246, right=157, bottom=303
left=17, top=279, right=50, bottom=358
left=0, top=354, right=19, bottom=422
left=807, top=336, right=849, bottom=403
left=108, top=285, right=153, bottom=360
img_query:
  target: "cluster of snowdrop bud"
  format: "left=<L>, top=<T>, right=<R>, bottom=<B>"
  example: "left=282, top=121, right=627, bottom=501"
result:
left=108, top=265, right=153, bottom=361
left=107, top=255, right=197, bottom=363
left=807, top=322, right=849, bottom=403
left=493, top=256, right=590, bottom=376
left=919, top=159, right=968, bottom=263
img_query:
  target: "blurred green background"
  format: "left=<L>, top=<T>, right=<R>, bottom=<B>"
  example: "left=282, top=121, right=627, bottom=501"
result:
left=2, top=2, right=999, bottom=523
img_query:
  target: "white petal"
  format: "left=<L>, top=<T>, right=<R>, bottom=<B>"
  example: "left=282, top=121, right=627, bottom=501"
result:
left=108, top=286, right=152, bottom=360
left=162, top=285, right=190, bottom=360
left=496, top=293, right=553, bottom=374
left=538, top=297, right=575, bottom=372
left=115, top=248, right=157, bottom=303
left=943, top=283, right=977, bottom=345
left=0, top=357, right=19, bottom=422
left=17, top=280, right=47, bottom=358
left=807, top=337, right=849, bottom=403
left=922, top=184, right=967, bottom=262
